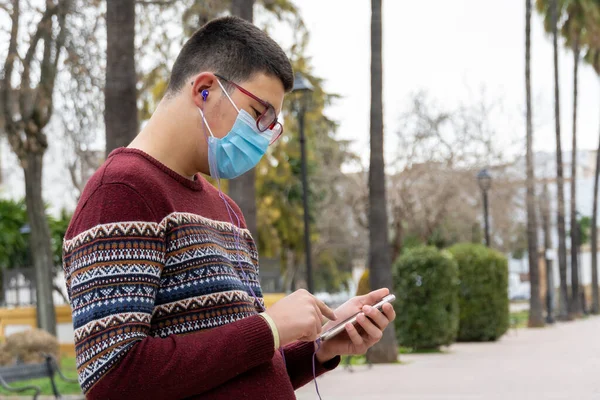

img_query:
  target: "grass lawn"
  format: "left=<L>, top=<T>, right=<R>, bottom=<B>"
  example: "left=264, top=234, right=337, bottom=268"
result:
left=340, top=346, right=444, bottom=366
left=398, top=346, right=447, bottom=354
left=340, top=354, right=368, bottom=365
left=510, top=310, right=529, bottom=329
left=0, top=357, right=81, bottom=397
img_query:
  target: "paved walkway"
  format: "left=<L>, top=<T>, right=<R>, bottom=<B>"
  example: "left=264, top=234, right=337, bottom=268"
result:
left=296, top=316, right=600, bottom=400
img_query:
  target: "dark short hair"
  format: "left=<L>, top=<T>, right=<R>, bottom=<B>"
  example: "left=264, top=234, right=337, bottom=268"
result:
left=166, top=16, right=294, bottom=96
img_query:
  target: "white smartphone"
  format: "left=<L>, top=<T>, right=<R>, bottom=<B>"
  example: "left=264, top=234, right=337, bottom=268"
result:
left=319, top=294, right=396, bottom=342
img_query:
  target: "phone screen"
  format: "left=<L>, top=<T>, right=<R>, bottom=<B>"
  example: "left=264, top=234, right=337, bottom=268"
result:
left=319, top=294, right=395, bottom=341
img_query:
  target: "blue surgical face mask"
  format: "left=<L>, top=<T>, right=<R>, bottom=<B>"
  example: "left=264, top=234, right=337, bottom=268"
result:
left=199, top=80, right=274, bottom=180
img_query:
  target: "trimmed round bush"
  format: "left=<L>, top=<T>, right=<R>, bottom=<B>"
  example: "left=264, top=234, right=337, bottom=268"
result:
left=5, top=329, right=60, bottom=364
left=448, top=243, right=509, bottom=342
left=393, top=246, right=460, bottom=349
left=0, top=343, right=12, bottom=366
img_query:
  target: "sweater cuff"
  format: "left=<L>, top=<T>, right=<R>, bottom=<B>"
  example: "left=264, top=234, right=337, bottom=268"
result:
left=283, top=341, right=340, bottom=390
left=295, top=341, right=341, bottom=376
left=238, top=314, right=276, bottom=359
left=259, top=312, right=280, bottom=349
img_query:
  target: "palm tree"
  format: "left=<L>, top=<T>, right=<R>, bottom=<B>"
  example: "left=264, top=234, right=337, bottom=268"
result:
left=562, top=0, right=588, bottom=316
left=584, top=5, right=600, bottom=314
left=105, top=0, right=139, bottom=157
left=228, top=0, right=259, bottom=241
left=537, top=0, right=570, bottom=318
left=592, top=57, right=600, bottom=313
left=552, top=0, right=571, bottom=320
left=526, top=0, right=544, bottom=327
left=367, top=0, right=398, bottom=363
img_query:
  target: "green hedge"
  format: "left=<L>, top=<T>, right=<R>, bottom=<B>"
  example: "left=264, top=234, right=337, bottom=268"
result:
left=393, top=246, right=460, bottom=349
left=448, top=243, right=509, bottom=342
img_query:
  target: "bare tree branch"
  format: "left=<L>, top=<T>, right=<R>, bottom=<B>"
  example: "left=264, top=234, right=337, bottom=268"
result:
left=0, top=2, right=11, bottom=14
left=53, top=283, right=69, bottom=305
left=51, top=0, right=71, bottom=95
left=1, top=0, right=19, bottom=127
left=29, top=0, right=70, bottom=139
left=19, top=3, right=58, bottom=121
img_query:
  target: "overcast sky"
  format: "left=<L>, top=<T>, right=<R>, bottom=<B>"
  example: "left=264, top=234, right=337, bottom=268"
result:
left=3, top=1, right=600, bottom=215
left=279, top=0, right=600, bottom=170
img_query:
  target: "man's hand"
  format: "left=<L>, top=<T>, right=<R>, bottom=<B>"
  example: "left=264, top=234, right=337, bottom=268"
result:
left=315, top=288, right=396, bottom=363
left=265, top=289, right=337, bottom=347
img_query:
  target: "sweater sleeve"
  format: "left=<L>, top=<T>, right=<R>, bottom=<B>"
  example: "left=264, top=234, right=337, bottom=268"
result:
left=63, top=184, right=276, bottom=399
left=282, top=341, right=341, bottom=390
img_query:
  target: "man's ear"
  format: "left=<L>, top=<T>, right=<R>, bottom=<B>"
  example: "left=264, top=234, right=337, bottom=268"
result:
left=191, top=72, right=218, bottom=108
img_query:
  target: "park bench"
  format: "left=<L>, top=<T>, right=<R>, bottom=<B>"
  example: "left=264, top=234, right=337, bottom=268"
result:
left=0, top=354, right=78, bottom=400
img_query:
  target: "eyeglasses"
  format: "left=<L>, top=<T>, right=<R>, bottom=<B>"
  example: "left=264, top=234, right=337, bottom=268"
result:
left=214, top=73, right=283, bottom=145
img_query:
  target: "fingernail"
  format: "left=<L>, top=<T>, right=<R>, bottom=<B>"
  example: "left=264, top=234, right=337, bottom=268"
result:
left=363, top=305, right=371, bottom=312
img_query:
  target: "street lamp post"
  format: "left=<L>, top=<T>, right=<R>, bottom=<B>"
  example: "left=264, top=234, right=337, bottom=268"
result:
left=293, top=73, right=314, bottom=293
left=545, top=249, right=556, bottom=324
left=18, top=223, right=32, bottom=308
left=541, top=185, right=555, bottom=324
left=575, top=211, right=587, bottom=314
left=477, top=169, right=492, bottom=247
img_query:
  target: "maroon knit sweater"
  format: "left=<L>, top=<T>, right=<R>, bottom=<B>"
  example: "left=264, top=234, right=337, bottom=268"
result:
left=62, top=148, right=339, bottom=399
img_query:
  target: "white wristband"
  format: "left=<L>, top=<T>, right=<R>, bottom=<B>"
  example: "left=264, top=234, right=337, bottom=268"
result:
left=259, top=312, right=280, bottom=350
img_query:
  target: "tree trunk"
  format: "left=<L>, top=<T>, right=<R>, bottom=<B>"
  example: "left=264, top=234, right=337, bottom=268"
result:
left=105, top=0, right=138, bottom=157
left=231, top=0, right=254, bottom=20
left=0, top=138, right=3, bottom=185
left=23, top=152, right=56, bottom=335
left=228, top=170, right=258, bottom=240
left=391, top=207, right=403, bottom=264
left=1, top=0, right=70, bottom=336
left=592, top=83, right=600, bottom=315
left=228, top=0, right=259, bottom=242
left=569, top=35, right=581, bottom=317
left=367, top=0, right=398, bottom=364
left=551, top=0, right=570, bottom=319
left=525, top=0, right=544, bottom=327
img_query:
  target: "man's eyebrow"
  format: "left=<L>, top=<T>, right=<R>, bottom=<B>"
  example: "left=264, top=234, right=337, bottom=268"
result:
left=257, top=99, right=278, bottom=115
left=261, top=99, right=275, bottom=110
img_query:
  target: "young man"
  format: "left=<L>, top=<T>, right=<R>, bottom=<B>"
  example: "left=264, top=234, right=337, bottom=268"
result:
left=63, top=16, right=395, bottom=399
